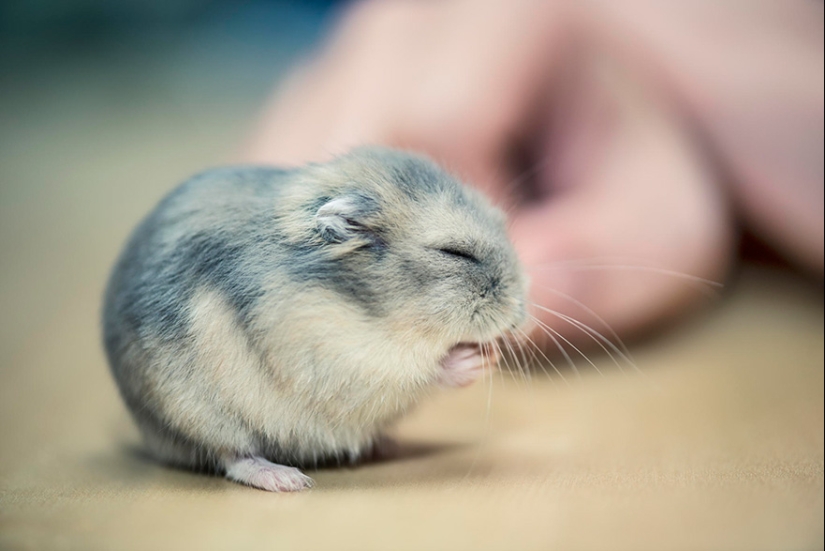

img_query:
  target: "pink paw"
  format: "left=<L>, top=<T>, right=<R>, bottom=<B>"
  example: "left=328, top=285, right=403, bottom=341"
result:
left=438, top=343, right=498, bottom=388
left=225, top=456, right=313, bottom=492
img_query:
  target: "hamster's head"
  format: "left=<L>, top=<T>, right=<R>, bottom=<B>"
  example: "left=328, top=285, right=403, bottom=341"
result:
left=282, top=147, right=528, bottom=351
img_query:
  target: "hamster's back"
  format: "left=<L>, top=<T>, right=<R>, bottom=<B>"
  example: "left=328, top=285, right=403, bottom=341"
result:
left=103, top=167, right=292, bottom=449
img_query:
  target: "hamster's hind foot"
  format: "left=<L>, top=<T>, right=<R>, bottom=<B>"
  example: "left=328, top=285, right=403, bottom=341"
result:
left=224, top=456, right=314, bottom=492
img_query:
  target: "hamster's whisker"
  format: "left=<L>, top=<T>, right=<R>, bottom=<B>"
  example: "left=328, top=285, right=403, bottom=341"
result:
left=533, top=284, right=634, bottom=363
left=532, top=314, right=604, bottom=378
left=463, top=342, right=497, bottom=482
left=528, top=315, right=583, bottom=380
left=509, top=329, right=544, bottom=386
left=500, top=334, right=527, bottom=386
left=511, top=329, right=547, bottom=385
left=550, top=311, right=626, bottom=375
left=529, top=302, right=643, bottom=377
left=514, top=324, right=569, bottom=386
left=508, top=333, right=534, bottom=385
left=526, top=259, right=723, bottom=296
left=492, top=340, right=513, bottom=387
left=529, top=298, right=626, bottom=374
left=551, top=310, right=634, bottom=374
left=515, top=331, right=537, bottom=383
left=495, top=337, right=521, bottom=387
left=479, top=341, right=491, bottom=387
left=481, top=339, right=495, bottom=383
left=507, top=336, right=541, bottom=408
left=485, top=350, right=495, bottom=421
left=508, top=334, right=533, bottom=386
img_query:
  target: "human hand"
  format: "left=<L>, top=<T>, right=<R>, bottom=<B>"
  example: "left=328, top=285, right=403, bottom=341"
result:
left=244, top=0, right=822, bottom=345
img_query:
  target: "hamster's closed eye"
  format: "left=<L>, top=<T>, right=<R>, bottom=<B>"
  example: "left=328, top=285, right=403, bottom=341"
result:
left=436, top=246, right=480, bottom=264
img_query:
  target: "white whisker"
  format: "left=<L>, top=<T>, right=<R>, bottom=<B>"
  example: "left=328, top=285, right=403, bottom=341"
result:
left=529, top=314, right=604, bottom=377
left=528, top=261, right=722, bottom=296
left=528, top=314, right=581, bottom=379
left=511, top=329, right=543, bottom=385
left=500, top=339, right=523, bottom=387
left=514, top=325, right=569, bottom=386
left=509, top=332, right=534, bottom=384
left=534, top=284, right=634, bottom=362
left=530, top=302, right=645, bottom=377
left=501, top=334, right=528, bottom=386
left=463, top=341, right=495, bottom=482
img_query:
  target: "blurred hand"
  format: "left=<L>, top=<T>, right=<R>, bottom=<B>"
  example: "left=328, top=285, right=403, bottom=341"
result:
left=245, top=0, right=823, bottom=343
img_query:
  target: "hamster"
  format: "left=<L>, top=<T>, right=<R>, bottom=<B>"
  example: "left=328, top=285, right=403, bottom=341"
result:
left=103, top=146, right=527, bottom=491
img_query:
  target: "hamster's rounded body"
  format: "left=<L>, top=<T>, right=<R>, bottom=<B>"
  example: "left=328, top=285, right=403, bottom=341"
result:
left=103, top=147, right=526, bottom=491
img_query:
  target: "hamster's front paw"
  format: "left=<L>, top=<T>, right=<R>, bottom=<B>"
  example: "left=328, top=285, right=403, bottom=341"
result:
left=437, top=343, right=498, bottom=388
left=225, top=456, right=314, bottom=492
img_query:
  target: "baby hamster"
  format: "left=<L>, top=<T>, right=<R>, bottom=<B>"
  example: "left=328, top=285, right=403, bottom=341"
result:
left=103, top=146, right=527, bottom=491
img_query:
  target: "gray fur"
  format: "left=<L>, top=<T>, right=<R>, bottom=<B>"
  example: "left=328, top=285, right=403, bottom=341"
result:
left=103, top=147, right=527, bottom=488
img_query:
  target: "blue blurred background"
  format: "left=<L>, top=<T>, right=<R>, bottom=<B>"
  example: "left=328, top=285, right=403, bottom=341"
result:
left=0, top=0, right=341, bottom=104
left=0, top=0, right=339, bottom=53
left=0, top=0, right=345, bottom=368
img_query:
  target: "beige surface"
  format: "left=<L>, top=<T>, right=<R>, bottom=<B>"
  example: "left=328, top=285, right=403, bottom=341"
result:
left=0, top=53, right=823, bottom=551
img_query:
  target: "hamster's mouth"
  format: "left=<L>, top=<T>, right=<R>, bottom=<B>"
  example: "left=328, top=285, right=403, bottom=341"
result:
left=436, top=342, right=500, bottom=388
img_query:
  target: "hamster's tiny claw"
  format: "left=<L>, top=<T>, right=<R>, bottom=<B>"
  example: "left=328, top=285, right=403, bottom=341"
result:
left=438, top=343, right=498, bottom=388
left=225, top=456, right=314, bottom=492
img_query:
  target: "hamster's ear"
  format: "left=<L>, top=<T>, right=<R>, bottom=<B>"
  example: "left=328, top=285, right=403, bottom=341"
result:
left=315, top=194, right=379, bottom=244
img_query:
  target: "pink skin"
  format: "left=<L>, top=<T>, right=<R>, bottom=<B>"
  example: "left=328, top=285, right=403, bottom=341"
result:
left=438, top=343, right=499, bottom=388
left=225, top=456, right=314, bottom=492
